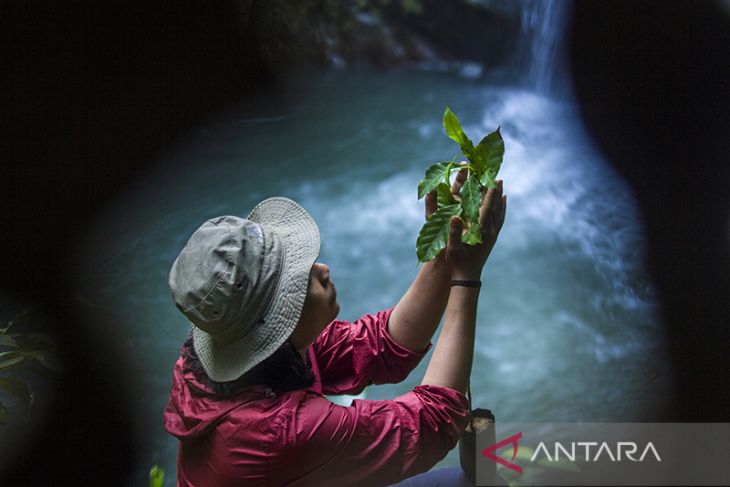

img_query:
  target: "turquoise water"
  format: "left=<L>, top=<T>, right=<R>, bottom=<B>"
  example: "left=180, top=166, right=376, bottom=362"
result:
left=71, top=68, right=673, bottom=484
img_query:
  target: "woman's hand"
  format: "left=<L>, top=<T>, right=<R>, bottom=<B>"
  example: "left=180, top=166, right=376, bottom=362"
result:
left=444, top=175, right=506, bottom=281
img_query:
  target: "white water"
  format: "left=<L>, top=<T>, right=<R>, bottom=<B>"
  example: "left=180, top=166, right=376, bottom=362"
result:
left=516, top=0, right=572, bottom=95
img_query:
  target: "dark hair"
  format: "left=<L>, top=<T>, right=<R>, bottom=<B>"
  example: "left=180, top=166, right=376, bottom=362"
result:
left=181, top=333, right=314, bottom=397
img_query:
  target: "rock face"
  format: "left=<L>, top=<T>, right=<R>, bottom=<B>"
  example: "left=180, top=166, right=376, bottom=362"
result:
left=379, top=0, right=520, bottom=68
left=232, top=0, right=521, bottom=72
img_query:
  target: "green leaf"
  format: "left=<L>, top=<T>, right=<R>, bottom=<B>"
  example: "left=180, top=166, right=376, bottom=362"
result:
left=469, top=156, right=487, bottom=179
left=443, top=107, right=478, bottom=164
left=462, top=140, right=478, bottom=165
left=443, top=107, right=464, bottom=144
left=443, top=161, right=454, bottom=185
left=476, top=126, right=504, bottom=170
left=418, top=162, right=451, bottom=199
left=416, top=204, right=462, bottom=262
left=2, top=307, right=33, bottom=334
left=443, top=155, right=462, bottom=186
left=476, top=127, right=504, bottom=188
left=435, top=183, right=456, bottom=206
left=462, top=222, right=483, bottom=245
left=481, top=167, right=498, bottom=189
left=0, top=334, right=18, bottom=348
left=0, top=352, right=24, bottom=370
left=22, top=350, right=61, bottom=373
left=460, top=174, right=481, bottom=224
left=0, top=377, right=30, bottom=406
left=149, top=465, right=165, bottom=487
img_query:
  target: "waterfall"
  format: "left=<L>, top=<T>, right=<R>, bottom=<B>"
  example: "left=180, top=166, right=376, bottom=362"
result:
left=515, top=0, right=572, bottom=96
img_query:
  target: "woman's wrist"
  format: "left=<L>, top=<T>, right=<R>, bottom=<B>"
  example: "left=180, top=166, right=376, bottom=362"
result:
left=450, top=279, right=481, bottom=288
left=452, top=270, right=482, bottom=281
left=427, top=252, right=453, bottom=279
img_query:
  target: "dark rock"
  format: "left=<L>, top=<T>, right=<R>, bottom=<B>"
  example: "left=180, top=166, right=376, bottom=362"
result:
left=241, top=0, right=521, bottom=70
left=380, top=0, right=521, bottom=68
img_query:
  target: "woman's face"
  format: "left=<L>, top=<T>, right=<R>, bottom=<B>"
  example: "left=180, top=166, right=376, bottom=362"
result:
left=288, top=262, right=340, bottom=353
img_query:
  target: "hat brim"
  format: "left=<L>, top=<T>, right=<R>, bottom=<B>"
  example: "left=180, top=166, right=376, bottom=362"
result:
left=191, top=197, right=320, bottom=382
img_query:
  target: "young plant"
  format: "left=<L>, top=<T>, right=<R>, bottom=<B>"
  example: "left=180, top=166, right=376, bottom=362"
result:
left=0, top=307, right=59, bottom=423
left=416, top=107, right=504, bottom=263
left=149, top=465, right=165, bottom=487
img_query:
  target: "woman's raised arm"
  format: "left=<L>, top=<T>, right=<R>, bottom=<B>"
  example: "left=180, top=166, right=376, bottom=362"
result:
left=421, top=180, right=506, bottom=393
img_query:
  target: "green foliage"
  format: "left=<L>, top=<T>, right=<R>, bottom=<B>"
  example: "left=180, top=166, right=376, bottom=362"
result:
left=0, top=377, right=31, bottom=407
left=400, top=0, right=423, bottom=15
left=443, top=107, right=478, bottom=163
left=0, top=351, right=25, bottom=370
left=476, top=128, right=504, bottom=189
left=149, top=465, right=165, bottom=487
left=415, top=204, right=462, bottom=262
left=0, top=308, right=58, bottom=423
left=460, top=176, right=481, bottom=223
left=462, top=220, right=483, bottom=246
left=435, top=182, right=456, bottom=206
left=416, top=107, right=505, bottom=262
left=417, top=161, right=451, bottom=199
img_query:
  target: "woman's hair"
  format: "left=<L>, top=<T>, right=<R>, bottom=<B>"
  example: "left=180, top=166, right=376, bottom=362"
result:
left=181, top=333, right=314, bottom=397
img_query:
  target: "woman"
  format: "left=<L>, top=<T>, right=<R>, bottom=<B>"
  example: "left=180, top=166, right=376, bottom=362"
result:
left=164, top=168, right=506, bottom=486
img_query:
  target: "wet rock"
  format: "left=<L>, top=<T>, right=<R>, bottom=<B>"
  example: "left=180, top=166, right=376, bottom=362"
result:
left=231, top=0, right=521, bottom=71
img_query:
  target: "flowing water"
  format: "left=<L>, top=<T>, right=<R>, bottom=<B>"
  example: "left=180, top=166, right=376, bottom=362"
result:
left=72, top=2, right=673, bottom=483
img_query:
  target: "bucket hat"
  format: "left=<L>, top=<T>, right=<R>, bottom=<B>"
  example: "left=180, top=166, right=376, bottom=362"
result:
left=168, top=197, right=320, bottom=382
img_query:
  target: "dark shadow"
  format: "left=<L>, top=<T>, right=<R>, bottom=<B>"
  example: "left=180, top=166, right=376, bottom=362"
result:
left=2, top=1, right=289, bottom=484
left=567, top=0, right=730, bottom=420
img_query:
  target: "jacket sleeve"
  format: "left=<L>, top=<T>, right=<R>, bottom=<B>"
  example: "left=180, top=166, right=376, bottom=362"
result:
left=271, top=385, right=470, bottom=487
left=311, top=307, right=433, bottom=396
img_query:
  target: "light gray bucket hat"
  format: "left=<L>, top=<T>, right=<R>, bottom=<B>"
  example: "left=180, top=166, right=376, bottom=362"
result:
left=168, top=197, right=320, bottom=382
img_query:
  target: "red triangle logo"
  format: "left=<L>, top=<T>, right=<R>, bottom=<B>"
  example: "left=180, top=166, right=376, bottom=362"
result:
left=481, top=432, right=524, bottom=474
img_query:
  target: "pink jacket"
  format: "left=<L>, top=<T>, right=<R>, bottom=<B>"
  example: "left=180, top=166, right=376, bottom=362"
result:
left=163, top=308, right=470, bottom=486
